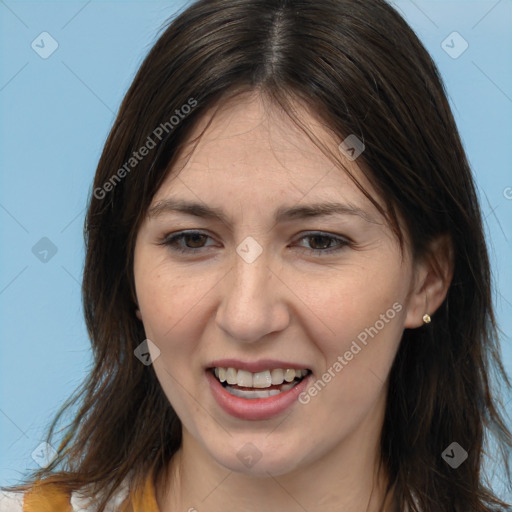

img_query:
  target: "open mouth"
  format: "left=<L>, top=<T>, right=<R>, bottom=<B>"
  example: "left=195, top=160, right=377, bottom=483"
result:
left=209, top=367, right=312, bottom=399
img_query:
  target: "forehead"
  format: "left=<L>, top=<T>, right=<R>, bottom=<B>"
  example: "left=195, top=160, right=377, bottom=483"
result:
left=152, top=92, right=379, bottom=214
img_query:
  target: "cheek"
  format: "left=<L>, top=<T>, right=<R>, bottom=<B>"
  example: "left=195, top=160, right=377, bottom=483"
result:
left=134, top=257, right=206, bottom=342
left=134, top=263, right=207, bottom=410
left=293, top=259, right=409, bottom=349
left=294, top=262, right=408, bottom=410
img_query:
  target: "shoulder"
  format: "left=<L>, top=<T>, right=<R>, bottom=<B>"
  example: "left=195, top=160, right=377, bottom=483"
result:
left=0, top=479, right=130, bottom=512
left=0, top=490, right=24, bottom=511
left=69, top=480, right=130, bottom=512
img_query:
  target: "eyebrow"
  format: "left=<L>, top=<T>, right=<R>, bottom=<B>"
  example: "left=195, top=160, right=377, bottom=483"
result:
left=147, top=198, right=377, bottom=224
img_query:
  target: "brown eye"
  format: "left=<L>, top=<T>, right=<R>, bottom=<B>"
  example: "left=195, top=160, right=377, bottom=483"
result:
left=308, top=235, right=335, bottom=250
left=182, top=233, right=208, bottom=248
left=161, top=231, right=215, bottom=253
left=295, top=232, right=351, bottom=255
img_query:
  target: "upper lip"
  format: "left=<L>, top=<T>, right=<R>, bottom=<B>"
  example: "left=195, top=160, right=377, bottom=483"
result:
left=207, top=359, right=311, bottom=373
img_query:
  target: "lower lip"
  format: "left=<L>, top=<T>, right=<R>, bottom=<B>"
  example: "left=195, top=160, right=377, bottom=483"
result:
left=206, top=370, right=312, bottom=421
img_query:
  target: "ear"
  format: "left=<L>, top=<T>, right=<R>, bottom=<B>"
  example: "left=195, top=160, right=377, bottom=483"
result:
left=404, top=234, right=454, bottom=328
left=129, top=282, right=143, bottom=320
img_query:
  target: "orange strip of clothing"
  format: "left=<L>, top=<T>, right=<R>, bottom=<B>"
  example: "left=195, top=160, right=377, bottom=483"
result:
left=22, top=472, right=160, bottom=512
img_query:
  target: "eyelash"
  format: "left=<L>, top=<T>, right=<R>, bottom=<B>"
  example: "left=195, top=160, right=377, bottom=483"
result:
left=160, top=230, right=352, bottom=256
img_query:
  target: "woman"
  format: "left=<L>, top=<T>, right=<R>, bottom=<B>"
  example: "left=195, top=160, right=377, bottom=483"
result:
left=1, top=0, right=511, bottom=510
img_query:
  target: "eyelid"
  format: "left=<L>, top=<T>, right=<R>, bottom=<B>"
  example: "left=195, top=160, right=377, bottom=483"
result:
left=159, top=230, right=218, bottom=253
left=293, top=231, right=353, bottom=253
left=159, top=230, right=353, bottom=255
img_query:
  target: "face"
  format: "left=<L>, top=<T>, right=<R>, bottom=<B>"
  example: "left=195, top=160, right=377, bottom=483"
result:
left=133, top=92, right=422, bottom=477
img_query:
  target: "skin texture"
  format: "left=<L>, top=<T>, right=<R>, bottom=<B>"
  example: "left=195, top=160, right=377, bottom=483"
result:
left=133, top=91, right=452, bottom=512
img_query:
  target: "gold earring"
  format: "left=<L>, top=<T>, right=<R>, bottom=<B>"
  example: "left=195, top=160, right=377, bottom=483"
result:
left=422, top=313, right=431, bottom=324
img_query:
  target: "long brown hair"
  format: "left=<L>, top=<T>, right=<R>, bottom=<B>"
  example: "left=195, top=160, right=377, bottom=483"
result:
left=5, top=0, right=511, bottom=510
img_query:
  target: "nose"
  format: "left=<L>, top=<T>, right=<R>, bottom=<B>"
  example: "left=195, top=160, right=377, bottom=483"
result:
left=215, top=247, right=291, bottom=343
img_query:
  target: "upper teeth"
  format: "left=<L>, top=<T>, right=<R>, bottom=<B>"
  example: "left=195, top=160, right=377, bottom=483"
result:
left=214, top=367, right=308, bottom=388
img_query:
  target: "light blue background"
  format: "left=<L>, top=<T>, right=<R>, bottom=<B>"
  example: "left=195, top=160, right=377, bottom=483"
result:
left=1, top=0, right=511, bottom=499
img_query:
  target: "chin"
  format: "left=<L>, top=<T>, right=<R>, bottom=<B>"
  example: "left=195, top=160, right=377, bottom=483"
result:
left=207, top=439, right=307, bottom=477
